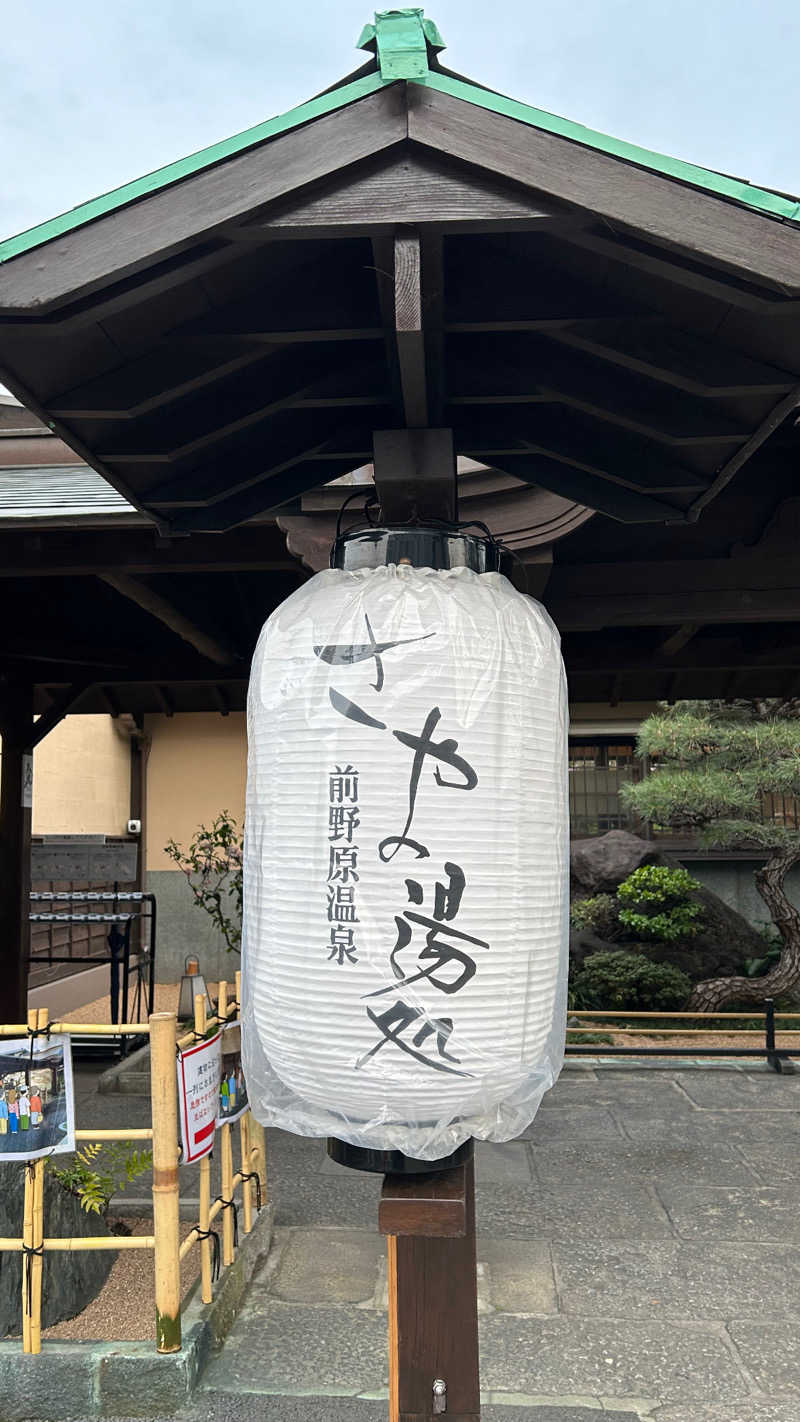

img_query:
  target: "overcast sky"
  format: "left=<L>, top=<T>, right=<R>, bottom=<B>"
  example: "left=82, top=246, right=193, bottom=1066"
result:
left=2, top=0, right=800, bottom=246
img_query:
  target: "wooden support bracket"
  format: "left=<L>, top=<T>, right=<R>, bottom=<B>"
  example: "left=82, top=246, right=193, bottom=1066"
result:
left=381, top=1158, right=481, bottom=1422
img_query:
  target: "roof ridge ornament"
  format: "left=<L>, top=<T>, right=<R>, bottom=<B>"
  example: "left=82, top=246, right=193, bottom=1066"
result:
left=357, top=8, right=446, bottom=80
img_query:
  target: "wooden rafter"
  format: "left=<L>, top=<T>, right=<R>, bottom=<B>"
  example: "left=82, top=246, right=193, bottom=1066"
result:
left=99, top=573, right=236, bottom=665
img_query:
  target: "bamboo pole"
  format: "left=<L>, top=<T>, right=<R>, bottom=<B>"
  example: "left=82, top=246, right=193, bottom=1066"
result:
left=30, top=1007, right=47, bottom=1354
left=74, top=1129, right=153, bottom=1141
left=21, top=1009, right=36, bottom=1353
left=240, top=1112, right=253, bottom=1235
left=217, top=982, right=235, bottom=1267
left=195, top=992, right=213, bottom=1305
left=0, top=1023, right=152, bottom=1036
left=150, top=1011, right=181, bottom=1354
left=249, top=1116, right=267, bottom=1205
left=43, top=1237, right=156, bottom=1251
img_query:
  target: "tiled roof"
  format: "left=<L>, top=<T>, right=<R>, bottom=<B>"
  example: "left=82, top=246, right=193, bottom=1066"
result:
left=0, top=464, right=138, bottom=524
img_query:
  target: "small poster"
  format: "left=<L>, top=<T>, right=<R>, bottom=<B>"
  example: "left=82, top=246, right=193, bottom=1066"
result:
left=217, top=1021, right=249, bottom=1126
left=0, top=1035, right=75, bottom=1162
left=21, top=754, right=33, bottom=810
left=177, top=1031, right=222, bottom=1165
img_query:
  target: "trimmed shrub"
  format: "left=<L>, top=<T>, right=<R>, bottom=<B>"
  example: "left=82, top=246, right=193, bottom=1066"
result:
left=569, top=893, right=619, bottom=938
left=617, top=864, right=703, bottom=942
left=572, top=950, right=692, bottom=1012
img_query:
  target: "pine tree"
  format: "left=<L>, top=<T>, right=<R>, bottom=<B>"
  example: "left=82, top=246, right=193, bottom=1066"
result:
left=621, top=700, right=800, bottom=1012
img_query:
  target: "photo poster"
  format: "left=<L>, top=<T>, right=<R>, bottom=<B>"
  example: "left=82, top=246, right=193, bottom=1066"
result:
left=217, top=1020, right=249, bottom=1127
left=0, top=1034, right=75, bottom=1162
left=177, top=1030, right=222, bottom=1165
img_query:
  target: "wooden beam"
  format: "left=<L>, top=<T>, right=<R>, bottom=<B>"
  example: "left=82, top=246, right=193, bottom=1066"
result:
left=550, top=317, right=796, bottom=397
left=144, top=416, right=365, bottom=508
left=484, top=452, right=685, bottom=522
left=99, top=573, right=236, bottom=664
left=561, top=226, right=799, bottom=315
left=546, top=553, right=800, bottom=627
left=447, top=337, right=750, bottom=446
left=252, top=149, right=561, bottom=232
left=28, top=681, right=95, bottom=749
left=393, top=231, right=428, bottom=426
left=407, top=84, right=800, bottom=294
left=0, top=86, right=408, bottom=311
left=0, top=527, right=297, bottom=577
left=168, top=454, right=366, bottom=533
left=49, top=342, right=268, bottom=420
left=658, top=623, right=700, bottom=657
left=453, top=408, right=708, bottom=495
left=0, top=678, right=33, bottom=1021
left=687, top=384, right=800, bottom=520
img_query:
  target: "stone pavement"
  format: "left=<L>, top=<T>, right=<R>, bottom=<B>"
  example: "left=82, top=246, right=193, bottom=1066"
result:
left=77, top=1059, right=800, bottom=1421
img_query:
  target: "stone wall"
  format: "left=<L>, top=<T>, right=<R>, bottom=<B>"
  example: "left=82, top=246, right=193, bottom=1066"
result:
left=685, top=858, right=800, bottom=932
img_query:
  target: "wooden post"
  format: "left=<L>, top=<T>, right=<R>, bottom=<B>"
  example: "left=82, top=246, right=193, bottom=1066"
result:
left=0, top=679, right=33, bottom=1024
left=150, top=1011, right=181, bottom=1353
left=195, top=991, right=214, bottom=1304
left=29, top=1007, right=48, bottom=1355
left=380, top=1158, right=481, bottom=1422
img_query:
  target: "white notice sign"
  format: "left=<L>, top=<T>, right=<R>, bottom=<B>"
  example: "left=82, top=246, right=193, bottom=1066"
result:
left=177, top=1031, right=222, bottom=1164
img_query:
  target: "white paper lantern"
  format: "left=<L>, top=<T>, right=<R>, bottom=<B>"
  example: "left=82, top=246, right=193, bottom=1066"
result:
left=242, top=564, right=569, bottom=1160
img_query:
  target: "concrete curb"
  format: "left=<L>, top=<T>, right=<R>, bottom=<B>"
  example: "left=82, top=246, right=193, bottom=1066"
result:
left=0, top=1203, right=274, bottom=1419
left=97, top=1043, right=151, bottom=1096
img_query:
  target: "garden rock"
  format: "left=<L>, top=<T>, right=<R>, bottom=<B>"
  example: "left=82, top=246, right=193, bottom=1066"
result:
left=570, top=832, right=765, bottom=982
left=0, top=1167, right=114, bottom=1337
left=570, top=830, right=664, bottom=894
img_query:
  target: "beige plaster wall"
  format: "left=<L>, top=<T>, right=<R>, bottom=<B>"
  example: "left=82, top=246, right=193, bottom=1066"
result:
left=29, top=714, right=130, bottom=835
left=144, top=712, right=246, bottom=871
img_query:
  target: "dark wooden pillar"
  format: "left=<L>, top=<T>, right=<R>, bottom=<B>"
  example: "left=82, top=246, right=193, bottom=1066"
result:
left=0, top=678, right=34, bottom=1023
left=380, top=1159, right=481, bottom=1422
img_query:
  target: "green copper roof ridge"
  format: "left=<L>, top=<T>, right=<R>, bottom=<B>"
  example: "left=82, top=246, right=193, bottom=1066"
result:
left=417, top=70, right=800, bottom=226
left=0, top=69, right=389, bottom=266
left=2, top=7, right=799, bottom=271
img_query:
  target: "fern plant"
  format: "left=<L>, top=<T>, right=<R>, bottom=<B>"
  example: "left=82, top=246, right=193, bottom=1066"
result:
left=48, top=1141, right=153, bottom=1215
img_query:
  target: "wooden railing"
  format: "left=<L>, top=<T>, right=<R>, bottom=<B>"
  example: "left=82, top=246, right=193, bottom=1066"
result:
left=0, top=974, right=266, bottom=1355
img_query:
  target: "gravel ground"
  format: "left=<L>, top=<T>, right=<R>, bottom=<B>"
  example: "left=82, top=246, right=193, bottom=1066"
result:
left=42, top=1219, right=201, bottom=1342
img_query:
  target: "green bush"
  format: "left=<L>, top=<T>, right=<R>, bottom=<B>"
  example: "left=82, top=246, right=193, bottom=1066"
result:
left=616, top=864, right=703, bottom=942
left=572, top=950, right=692, bottom=1012
left=569, top=893, right=619, bottom=938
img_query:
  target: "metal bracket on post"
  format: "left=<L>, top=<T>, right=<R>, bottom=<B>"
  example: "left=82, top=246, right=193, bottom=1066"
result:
left=373, top=428, right=458, bottom=526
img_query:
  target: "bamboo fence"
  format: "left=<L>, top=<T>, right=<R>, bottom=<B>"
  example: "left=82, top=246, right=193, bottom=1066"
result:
left=0, top=972, right=267, bottom=1355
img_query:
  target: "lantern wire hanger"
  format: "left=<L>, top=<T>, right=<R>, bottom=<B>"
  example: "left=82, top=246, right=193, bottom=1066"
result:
left=330, top=489, right=529, bottom=592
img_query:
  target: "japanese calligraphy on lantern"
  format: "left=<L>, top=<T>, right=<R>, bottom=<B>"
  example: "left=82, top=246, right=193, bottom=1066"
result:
left=177, top=1031, right=222, bottom=1164
left=242, top=564, right=569, bottom=1159
left=320, top=616, right=485, bottom=1076
left=327, top=764, right=360, bottom=964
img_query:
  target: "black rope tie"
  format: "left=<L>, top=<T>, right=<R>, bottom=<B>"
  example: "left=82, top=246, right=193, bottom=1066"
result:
left=21, top=1243, right=45, bottom=1316
left=215, top=1196, right=239, bottom=1249
left=239, top=1172, right=262, bottom=1213
left=194, top=1228, right=221, bottom=1282
left=26, top=1021, right=51, bottom=1071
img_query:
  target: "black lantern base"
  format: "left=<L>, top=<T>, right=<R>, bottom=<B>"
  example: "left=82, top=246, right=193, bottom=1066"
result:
left=326, top=1136, right=474, bottom=1175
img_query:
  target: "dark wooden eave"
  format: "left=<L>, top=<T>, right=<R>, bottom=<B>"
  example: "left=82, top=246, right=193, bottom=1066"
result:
left=1, top=82, right=800, bottom=533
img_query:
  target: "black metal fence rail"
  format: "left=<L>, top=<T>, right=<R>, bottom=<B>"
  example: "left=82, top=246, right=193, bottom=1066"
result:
left=566, top=1000, right=799, bottom=1073
left=28, top=890, right=157, bottom=1049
